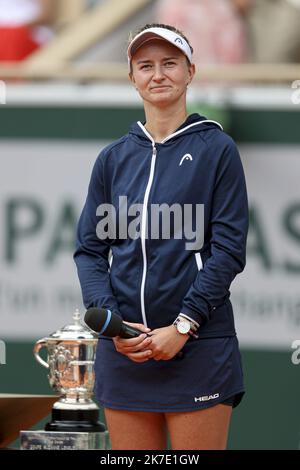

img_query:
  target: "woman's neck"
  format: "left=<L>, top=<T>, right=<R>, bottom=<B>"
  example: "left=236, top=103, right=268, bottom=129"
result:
left=144, top=104, right=189, bottom=143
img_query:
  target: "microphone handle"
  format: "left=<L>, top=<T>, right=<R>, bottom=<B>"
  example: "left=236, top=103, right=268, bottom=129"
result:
left=119, top=324, right=144, bottom=339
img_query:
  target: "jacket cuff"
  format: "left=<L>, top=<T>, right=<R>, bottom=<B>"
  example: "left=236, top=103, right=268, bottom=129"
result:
left=178, top=313, right=201, bottom=329
left=179, top=306, right=205, bottom=327
left=181, top=294, right=217, bottom=325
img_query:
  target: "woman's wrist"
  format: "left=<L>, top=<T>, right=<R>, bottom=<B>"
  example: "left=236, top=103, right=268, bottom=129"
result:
left=170, top=324, right=190, bottom=343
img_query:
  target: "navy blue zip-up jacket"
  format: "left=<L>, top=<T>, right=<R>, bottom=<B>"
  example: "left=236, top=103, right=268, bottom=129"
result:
left=74, top=113, right=248, bottom=339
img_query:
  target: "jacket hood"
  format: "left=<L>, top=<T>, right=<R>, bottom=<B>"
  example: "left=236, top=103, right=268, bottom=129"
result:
left=129, top=113, right=223, bottom=145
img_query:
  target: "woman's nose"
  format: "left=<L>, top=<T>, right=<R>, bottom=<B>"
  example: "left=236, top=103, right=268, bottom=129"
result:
left=152, top=65, right=164, bottom=81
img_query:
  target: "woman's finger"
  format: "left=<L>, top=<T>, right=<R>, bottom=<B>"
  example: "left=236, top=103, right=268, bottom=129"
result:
left=115, top=335, right=152, bottom=353
left=114, top=333, right=148, bottom=348
left=121, top=336, right=152, bottom=353
left=127, top=349, right=153, bottom=363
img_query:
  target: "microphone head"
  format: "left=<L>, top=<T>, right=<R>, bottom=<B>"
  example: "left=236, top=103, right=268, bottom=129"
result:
left=84, top=308, right=122, bottom=337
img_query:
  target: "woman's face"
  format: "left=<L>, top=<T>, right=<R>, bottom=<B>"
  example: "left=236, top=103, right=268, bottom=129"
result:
left=130, top=39, right=195, bottom=108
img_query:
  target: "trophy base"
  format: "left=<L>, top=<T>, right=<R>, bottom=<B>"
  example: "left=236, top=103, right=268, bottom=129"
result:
left=45, top=408, right=106, bottom=433
left=20, top=430, right=109, bottom=450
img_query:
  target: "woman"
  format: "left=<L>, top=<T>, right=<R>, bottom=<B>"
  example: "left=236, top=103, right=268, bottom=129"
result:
left=74, top=24, right=249, bottom=450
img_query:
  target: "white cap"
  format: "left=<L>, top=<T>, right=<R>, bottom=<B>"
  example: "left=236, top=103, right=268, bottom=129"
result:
left=127, top=27, right=193, bottom=67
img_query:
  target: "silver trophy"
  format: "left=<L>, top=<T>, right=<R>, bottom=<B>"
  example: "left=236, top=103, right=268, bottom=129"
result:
left=21, top=310, right=108, bottom=449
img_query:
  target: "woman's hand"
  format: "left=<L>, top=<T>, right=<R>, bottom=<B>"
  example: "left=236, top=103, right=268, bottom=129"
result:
left=146, top=325, right=189, bottom=361
left=112, top=321, right=153, bottom=363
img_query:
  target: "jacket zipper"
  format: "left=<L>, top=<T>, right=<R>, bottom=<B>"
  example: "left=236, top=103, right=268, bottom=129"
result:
left=140, top=139, right=157, bottom=327
left=137, top=119, right=222, bottom=327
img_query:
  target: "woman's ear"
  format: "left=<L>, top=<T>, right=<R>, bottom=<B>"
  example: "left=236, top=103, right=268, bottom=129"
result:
left=130, top=74, right=139, bottom=91
left=188, top=63, right=196, bottom=83
left=129, top=71, right=137, bottom=89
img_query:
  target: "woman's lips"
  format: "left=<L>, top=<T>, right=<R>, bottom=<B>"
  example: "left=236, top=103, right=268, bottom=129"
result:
left=150, top=86, right=170, bottom=92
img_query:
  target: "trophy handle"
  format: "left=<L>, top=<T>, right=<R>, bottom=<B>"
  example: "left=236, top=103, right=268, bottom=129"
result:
left=33, top=339, right=49, bottom=369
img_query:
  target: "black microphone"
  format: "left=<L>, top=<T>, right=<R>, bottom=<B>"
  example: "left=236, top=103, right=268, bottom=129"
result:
left=84, top=307, right=184, bottom=359
left=84, top=307, right=147, bottom=339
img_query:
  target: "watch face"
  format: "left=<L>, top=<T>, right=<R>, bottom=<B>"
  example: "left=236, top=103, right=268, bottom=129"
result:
left=177, top=319, right=190, bottom=334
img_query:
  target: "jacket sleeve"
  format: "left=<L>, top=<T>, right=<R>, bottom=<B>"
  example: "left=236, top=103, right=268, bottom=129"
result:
left=73, top=153, right=120, bottom=314
left=180, top=138, right=249, bottom=326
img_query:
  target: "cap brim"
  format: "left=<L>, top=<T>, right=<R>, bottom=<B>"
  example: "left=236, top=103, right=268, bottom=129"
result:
left=127, top=27, right=192, bottom=65
left=128, top=33, right=169, bottom=59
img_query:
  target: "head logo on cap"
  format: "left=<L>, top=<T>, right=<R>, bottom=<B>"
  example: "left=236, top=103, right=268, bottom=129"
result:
left=174, top=37, right=183, bottom=45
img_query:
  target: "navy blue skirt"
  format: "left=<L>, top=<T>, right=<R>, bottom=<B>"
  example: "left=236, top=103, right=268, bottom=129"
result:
left=94, top=335, right=245, bottom=413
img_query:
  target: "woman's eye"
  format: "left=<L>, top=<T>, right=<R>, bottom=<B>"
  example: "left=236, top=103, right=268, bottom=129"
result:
left=165, top=61, right=176, bottom=67
left=140, top=64, right=152, bottom=70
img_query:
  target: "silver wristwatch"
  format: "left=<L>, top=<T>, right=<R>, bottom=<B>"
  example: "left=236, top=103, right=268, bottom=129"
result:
left=173, top=317, right=192, bottom=335
left=173, top=315, right=200, bottom=338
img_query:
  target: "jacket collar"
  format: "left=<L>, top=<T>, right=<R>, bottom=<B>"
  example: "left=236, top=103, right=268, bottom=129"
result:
left=129, top=113, right=222, bottom=145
